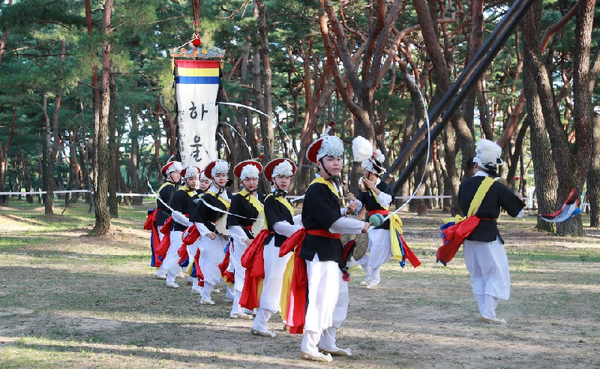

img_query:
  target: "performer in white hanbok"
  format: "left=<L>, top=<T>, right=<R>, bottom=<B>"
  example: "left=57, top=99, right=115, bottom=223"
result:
left=451, top=139, right=525, bottom=324
left=162, top=166, right=201, bottom=288
left=189, top=160, right=232, bottom=305
left=242, top=158, right=302, bottom=337
left=281, top=133, right=369, bottom=363
left=145, top=160, right=182, bottom=280
left=355, top=151, right=395, bottom=289
left=227, top=160, right=265, bottom=320
left=184, top=169, right=213, bottom=294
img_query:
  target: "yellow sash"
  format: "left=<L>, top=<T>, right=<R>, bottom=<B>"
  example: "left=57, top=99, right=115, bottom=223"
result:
left=443, top=177, right=495, bottom=224
left=239, top=189, right=265, bottom=235
left=179, top=186, right=196, bottom=198
left=279, top=249, right=296, bottom=318
left=206, top=190, right=231, bottom=236
left=158, top=182, right=175, bottom=192
left=368, top=180, right=389, bottom=210
left=389, top=213, right=405, bottom=261
left=263, top=192, right=294, bottom=229
left=206, top=190, right=231, bottom=210
left=311, top=176, right=339, bottom=197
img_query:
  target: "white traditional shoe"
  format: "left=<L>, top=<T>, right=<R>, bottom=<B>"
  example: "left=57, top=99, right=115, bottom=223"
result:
left=200, top=299, right=215, bottom=305
left=213, top=288, right=221, bottom=293
left=480, top=316, right=507, bottom=325
left=318, top=346, right=352, bottom=357
left=176, top=272, right=187, bottom=279
left=191, top=287, right=202, bottom=294
left=154, top=273, right=167, bottom=280
left=244, top=308, right=257, bottom=316
left=166, top=282, right=179, bottom=289
left=365, top=283, right=379, bottom=290
left=230, top=312, right=253, bottom=320
left=251, top=328, right=276, bottom=338
left=300, top=351, right=333, bottom=363
left=360, top=280, right=369, bottom=287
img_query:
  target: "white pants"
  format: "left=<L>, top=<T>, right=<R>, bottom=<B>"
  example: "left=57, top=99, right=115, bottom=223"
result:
left=357, top=228, right=391, bottom=286
left=163, top=230, right=183, bottom=284
left=463, top=237, right=510, bottom=319
left=199, top=235, right=228, bottom=301
left=230, top=238, right=249, bottom=316
left=301, top=255, right=348, bottom=354
left=252, top=239, right=293, bottom=332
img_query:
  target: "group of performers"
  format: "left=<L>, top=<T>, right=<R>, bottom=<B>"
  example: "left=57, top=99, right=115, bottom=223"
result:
left=145, top=135, right=525, bottom=362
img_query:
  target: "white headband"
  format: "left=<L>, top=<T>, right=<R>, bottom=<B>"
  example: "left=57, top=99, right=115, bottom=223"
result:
left=272, top=160, right=294, bottom=178
left=184, top=166, right=200, bottom=179
left=240, top=164, right=260, bottom=180
left=317, top=136, right=344, bottom=161
left=211, top=160, right=230, bottom=177
left=473, top=139, right=503, bottom=170
left=166, top=162, right=183, bottom=174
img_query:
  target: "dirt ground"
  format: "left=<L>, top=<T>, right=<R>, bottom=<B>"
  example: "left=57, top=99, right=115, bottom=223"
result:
left=1, top=205, right=599, bottom=368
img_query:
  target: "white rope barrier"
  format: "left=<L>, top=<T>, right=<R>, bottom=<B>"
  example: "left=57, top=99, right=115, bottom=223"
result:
left=0, top=190, right=156, bottom=197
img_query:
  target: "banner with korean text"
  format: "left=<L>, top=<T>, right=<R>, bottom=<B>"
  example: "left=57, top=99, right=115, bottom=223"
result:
left=174, top=60, right=220, bottom=168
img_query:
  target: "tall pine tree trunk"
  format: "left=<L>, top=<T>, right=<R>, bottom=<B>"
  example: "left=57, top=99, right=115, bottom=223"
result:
left=108, top=66, right=118, bottom=218
left=521, top=0, right=557, bottom=232
left=41, top=95, right=54, bottom=215
left=588, top=112, right=600, bottom=227
left=91, top=0, right=113, bottom=236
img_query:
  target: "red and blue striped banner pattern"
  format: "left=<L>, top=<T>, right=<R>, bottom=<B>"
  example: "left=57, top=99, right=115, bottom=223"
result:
left=175, top=60, right=220, bottom=84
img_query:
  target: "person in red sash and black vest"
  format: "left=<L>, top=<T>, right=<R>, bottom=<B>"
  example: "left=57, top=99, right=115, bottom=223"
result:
left=146, top=161, right=182, bottom=280
left=282, top=134, right=369, bottom=363
left=189, top=159, right=232, bottom=305
left=227, top=159, right=265, bottom=320
left=456, top=139, right=525, bottom=325
left=244, top=158, right=302, bottom=337
left=354, top=150, right=395, bottom=289
left=162, top=165, right=202, bottom=289
left=181, top=169, right=214, bottom=294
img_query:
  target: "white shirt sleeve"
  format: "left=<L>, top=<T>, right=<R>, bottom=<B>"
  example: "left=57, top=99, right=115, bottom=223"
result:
left=273, top=221, right=302, bottom=238
left=229, top=225, right=248, bottom=244
left=328, top=216, right=365, bottom=234
left=376, top=191, right=393, bottom=207
left=171, top=210, right=190, bottom=227
left=195, top=222, right=211, bottom=237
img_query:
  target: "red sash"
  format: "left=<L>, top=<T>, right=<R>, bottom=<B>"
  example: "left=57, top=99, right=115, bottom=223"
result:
left=195, top=248, right=204, bottom=287
left=178, top=224, right=200, bottom=265
left=279, top=228, right=340, bottom=334
left=367, top=209, right=389, bottom=217
left=153, top=216, right=173, bottom=267
left=219, top=244, right=235, bottom=285
left=144, top=209, right=161, bottom=266
left=437, top=217, right=483, bottom=265
left=239, top=229, right=272, bottom=310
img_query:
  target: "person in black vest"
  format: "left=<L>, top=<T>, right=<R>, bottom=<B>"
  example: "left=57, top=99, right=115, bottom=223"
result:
left=228, top=159, right=265, bottom=320
left=250, top=158, right=302, bottom=337
left=459, top=139, right=525, bottom=324
left=190, top=159, right=232, bottom=305
left=150, top=161, right=182, bottom=280
left=299, top=135, right=369, bottom=362
left=163, top=166, right=201, bottom=289
left=354, top=150, right=394, bottom=289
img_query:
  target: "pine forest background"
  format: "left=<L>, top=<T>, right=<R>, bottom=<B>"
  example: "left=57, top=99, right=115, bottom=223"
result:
left=0, top=0, right=599, bottom=236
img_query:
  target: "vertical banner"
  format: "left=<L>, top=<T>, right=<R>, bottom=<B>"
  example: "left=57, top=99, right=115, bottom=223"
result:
left=174, top=60, right=220, bottom=168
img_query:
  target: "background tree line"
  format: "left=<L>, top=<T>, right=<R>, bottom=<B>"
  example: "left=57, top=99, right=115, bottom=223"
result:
left=0, top=0, right=598, bottom=236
